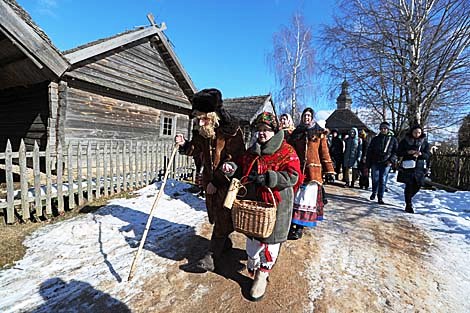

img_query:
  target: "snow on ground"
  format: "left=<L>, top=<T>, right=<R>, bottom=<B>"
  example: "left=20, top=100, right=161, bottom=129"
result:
left=0, top=180, right=207, bottom=313
left=0, top=174, right=469, bottom=312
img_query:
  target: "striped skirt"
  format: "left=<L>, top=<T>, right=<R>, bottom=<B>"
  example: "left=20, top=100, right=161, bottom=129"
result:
left=292, top=182, right=324, bottom=227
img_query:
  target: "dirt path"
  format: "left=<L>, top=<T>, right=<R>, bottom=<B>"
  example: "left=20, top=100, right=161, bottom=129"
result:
left=122, top=185, right=468, bottom=313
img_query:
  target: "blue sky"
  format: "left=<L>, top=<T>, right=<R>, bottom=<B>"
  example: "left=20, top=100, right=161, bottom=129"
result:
left=17, top=0, right=340, bottom=116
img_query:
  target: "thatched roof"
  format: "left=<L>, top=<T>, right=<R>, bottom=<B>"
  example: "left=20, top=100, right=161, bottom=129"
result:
left=223, top=95, right=275, bottom=125
left=325, top=108, right=371, bottom=133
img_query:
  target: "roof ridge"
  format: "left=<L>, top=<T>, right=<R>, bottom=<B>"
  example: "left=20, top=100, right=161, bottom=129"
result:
left=224, top=94, right=270, bottom=101
left=63, top=26, right=148, bottom=54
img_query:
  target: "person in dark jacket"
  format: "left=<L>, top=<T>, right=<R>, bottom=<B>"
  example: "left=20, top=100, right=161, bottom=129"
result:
left=397, top=125, right=430, bottom=213
left=358, top=130, right=370, bottom=190
left=343, top=127, right=362, bottom=187
left=175, top=88, right=246, bottom=272
left=329, top=129, right=344, bottom=180
left=366, top=122, right=398, bottom=204
left=222, top=111, right=301, bottom=301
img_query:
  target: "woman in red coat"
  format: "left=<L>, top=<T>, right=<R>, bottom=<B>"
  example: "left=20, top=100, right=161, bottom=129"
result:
left=223, top=112, right=301, bottom=301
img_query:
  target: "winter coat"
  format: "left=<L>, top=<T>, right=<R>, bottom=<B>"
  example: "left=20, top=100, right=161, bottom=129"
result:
left=329, top=136, right=344, bottom=163
left=397, top=133, right=430, bottom=186
left=179, top=111, right=246, bottom=235
left=343, top=128, right=362, bottom=168
left=288, top=123, right=336, bottom=185
left=232, top=130, right=301, bottom=244
left=366, top=132, right=398, bottom=168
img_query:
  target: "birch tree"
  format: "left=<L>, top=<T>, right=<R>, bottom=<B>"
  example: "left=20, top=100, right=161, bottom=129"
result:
left=320, top=0, right=470, bottom=136
left=268, top=13, right=315, bottom=123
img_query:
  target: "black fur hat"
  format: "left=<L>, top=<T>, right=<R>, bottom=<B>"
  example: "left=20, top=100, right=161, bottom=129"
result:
left=191, top=88, right=223, bottom=113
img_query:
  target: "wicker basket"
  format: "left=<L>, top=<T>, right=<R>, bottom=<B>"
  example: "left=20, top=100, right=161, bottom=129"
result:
left=231, top=188, right=277, bottom=238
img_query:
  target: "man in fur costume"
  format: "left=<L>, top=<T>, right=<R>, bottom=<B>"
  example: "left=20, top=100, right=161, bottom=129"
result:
left=175, top=88, right=246, bottom=271
left=287, top=108, right=336, bottom=239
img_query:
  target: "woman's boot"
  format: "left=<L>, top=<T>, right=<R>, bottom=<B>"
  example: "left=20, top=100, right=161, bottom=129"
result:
left=250, top=269, right=269, bottom=301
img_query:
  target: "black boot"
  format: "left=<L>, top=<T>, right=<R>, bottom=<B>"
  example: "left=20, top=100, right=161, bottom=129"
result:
left=196, top=252, right=215, bottom=272
left=196, top=235, right=228, bottom=272
left=405, top=203, right=414, bottom=213
left=289, top=226, right=303, bottom=240
left=223, top=237, right=233, bottom=252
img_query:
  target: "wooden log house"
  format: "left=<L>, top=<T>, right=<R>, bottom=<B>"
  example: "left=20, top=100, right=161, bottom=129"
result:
left=1, top=0, right=196, bottom=154
left=0, top=0, right=69, bottom=151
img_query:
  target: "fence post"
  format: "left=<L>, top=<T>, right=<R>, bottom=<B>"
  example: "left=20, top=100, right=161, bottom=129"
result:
left=103, top=143, right=108, bottom=197
left=33, top=141, right=42, bottom=218
left=145, top=142, right=149, bottom=186
left=77, top=142, right=83, bottom=205
left=110, top=141, right=115, bottom=196
left=57, top=142, right=64, bottom=214
left=45, top=143, right=52, bottom=215
left=67, top=143, right=75, bottom=210
left=135, top=142, right=140, bottom=188
left=19, top=140, right=30, bottom=220
left=87, top=142, right=93, bottom=202
left=123, top=142, right=128, bottom=192
left=5, top=140, right=15, bottom=224
left=96, top=142, right=101, bottom=199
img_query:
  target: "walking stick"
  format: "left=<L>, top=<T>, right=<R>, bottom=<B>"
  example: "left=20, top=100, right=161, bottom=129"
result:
left=128, top=144, right=179, bottom=281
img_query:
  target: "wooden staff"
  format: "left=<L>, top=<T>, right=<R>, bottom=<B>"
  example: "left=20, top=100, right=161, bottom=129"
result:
left=128, top=144, right=179, bottom=281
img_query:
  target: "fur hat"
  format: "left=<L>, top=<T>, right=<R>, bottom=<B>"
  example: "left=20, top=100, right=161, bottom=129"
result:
left=191, top=88, right=223, bottom=113
left=254, top=112, right=279, bottom=132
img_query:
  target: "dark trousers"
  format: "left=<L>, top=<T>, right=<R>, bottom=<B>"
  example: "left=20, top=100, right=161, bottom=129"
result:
left=404, top=179, right=421, bottom=205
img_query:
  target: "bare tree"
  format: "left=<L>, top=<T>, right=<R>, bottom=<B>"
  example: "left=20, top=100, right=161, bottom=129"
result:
left=268, top=13, right=315, bottom=123
left=320, top=0, right=470, bottom=137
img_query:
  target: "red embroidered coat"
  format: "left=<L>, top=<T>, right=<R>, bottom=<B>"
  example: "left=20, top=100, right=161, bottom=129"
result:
left=236, top=131, right=301, bottom=244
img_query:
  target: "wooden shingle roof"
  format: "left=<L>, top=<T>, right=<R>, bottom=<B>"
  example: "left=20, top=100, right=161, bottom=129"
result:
left=223, top=95, right=275, bottom=125
left=63, top=25, right=196, bottom=101
left=0, top=0, right=69, bottom=89
left=325, top=108, right=371, bottom=133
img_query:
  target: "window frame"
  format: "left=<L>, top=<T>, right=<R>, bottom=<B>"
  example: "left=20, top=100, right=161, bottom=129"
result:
left=160, top=113, right=177, bottom=137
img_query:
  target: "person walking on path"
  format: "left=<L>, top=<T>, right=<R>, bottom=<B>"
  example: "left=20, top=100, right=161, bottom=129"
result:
left=287, top=108, right=336, bottom=240
left=397, top=125, right=430, bottom=213
left=222, top=112, right=301, bottom=301
left=358, top=130, right=370, bottom=190
left=342, top=127, right=362, bottom=188
left=175, top=88, right=246, bottom=272
left=366, top=121, right=398, bottom=205
left=328, top=128, right=344, bottom=181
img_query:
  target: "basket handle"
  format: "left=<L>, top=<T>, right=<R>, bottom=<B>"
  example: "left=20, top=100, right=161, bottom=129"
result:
left=266, top=187, right=277, bottom=210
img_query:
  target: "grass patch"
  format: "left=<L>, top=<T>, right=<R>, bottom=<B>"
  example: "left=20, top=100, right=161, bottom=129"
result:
left=0, top=191, right=137, bottom=269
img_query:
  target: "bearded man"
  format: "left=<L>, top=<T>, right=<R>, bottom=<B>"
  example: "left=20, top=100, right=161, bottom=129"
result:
left=175, top=88, right=246, bottom=271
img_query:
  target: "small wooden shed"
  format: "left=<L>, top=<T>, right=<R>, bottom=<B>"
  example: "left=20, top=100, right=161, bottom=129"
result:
left=223, top=94, right=276, bottom=145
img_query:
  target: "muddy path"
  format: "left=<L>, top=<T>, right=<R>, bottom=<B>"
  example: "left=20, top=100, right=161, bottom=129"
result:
left=124, top=185, right=468, bottom=313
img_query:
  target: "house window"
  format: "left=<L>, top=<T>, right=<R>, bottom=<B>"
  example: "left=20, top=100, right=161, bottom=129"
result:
left=161, top=115, right=176, bottom=137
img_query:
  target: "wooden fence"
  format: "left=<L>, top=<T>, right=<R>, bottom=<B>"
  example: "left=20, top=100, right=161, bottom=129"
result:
left=430, top=149, right=470, bottom=191
left=0, top=139, right=195, bottom=224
